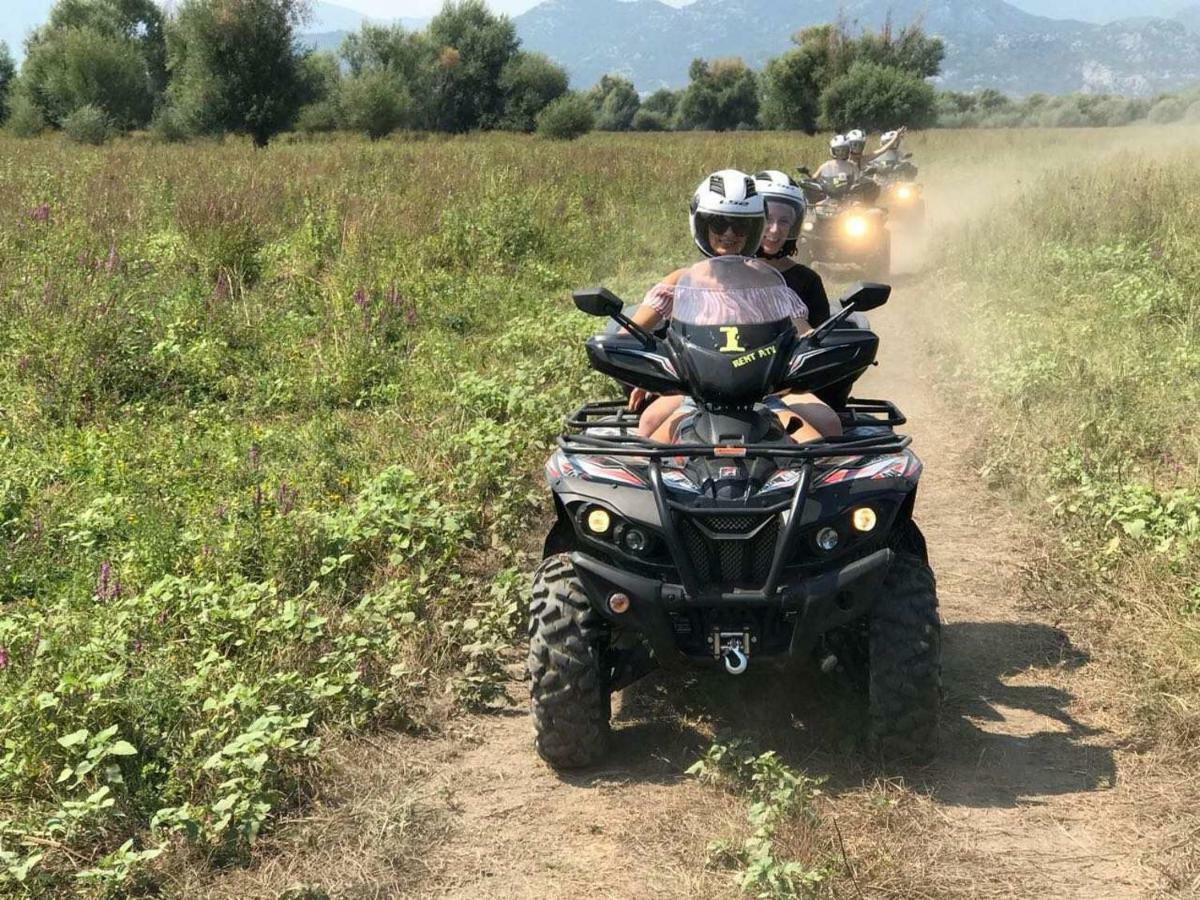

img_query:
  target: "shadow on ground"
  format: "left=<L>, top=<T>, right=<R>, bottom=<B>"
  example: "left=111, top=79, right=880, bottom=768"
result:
left=560, top=620, right=1116, bottom=809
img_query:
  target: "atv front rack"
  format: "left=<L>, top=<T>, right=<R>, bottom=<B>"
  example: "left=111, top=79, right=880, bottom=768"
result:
left=560, top=397, right=909, bottom=460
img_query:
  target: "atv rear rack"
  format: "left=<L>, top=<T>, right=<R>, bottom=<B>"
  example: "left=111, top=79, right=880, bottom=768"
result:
left=560, top=397, right=909, bottom=461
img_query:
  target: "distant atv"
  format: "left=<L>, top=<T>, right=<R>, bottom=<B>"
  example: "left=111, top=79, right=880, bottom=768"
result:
left=528, top=258, right=941, bottom=770
left=796, top=172, right=891, bottom=279
left=866, top=155, right=925, bottom=228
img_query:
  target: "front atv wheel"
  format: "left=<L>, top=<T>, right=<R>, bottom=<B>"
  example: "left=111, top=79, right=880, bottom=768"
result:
left=528, top=554, right=611, bottom=768
left=868, top=523, right=940, bottom=762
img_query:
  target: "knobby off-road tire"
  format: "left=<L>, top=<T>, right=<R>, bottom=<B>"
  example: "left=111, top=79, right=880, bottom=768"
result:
left=868, top=524, right=941, bottom=763
left=528, top=554, right=611, bottom=769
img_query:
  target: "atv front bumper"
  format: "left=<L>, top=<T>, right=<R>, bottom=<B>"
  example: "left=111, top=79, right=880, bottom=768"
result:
left=569, top=548, right=893, bottom=668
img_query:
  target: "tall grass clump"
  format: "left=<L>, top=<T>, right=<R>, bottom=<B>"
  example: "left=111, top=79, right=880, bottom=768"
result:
left=933, top=144, right=1200, bottom=752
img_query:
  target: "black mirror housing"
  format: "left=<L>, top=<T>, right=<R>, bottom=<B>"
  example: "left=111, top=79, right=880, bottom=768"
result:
left=839, top=281, right=891, bottom=312
left=796, top=165, right=811, bottom=177
left=573, top=287, right=624, bottom=318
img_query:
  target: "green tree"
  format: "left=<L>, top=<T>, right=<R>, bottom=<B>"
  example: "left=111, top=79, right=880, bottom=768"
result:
left=426, top=0, right=519, bottom=132
left=339, top=70, right=410, bottom=139
left=588, top=74, right=639, bottom=131
left=499, top=51, right=568, bottom=132
left=677, top=58, right=758, bottom=131
left=819, top=60, right=937, bottom=132
left=641, top=87, right=680, bottom=118
left=338, top=24, right=432, bottom=132
left=20, top=0, right=166, bottom=129
left=535, top=91, right=594, bottom=140
left=0, top=43, right=14, bottom=124
left=166, top=0, right=311, bottom=146
left=758, top=43, right=824, bottom=132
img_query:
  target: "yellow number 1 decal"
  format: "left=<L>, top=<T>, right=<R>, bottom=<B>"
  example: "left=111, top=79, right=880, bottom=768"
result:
left=718, top=326, right=745, bottom=353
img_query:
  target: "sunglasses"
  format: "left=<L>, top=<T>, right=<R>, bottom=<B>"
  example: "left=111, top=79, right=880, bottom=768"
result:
left=707, top=216, right=751, bottom=236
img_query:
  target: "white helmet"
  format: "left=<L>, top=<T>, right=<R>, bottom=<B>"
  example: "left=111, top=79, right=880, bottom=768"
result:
left=847, top=129, right=866, bottom=153
left=753, top=170, right=806, bottom=258
left=830, top=134, right=850, bottom=159
left=689, top=169, right=765, bottom=258
left=881, top=130, right=899, bottom=145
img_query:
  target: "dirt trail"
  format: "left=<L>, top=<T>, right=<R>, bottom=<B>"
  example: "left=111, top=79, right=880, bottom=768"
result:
left=192, top=146, right=1195, bottom=900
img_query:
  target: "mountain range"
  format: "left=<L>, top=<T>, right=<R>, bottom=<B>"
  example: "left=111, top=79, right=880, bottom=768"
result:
left=513, top=0, right=1200, bottom=94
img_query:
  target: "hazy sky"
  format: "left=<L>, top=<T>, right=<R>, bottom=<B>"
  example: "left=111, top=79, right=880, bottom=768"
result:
left=360, top=0, right=1187, bottom=20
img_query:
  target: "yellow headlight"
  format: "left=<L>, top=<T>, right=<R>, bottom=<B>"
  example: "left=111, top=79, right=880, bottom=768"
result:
left=896, top=185, right=913, bottom=200
left=851, top=507, right=877, bottom=532
left=845, top=216, right=869, bottom=238
left=586, top=507, right=611, bottom=534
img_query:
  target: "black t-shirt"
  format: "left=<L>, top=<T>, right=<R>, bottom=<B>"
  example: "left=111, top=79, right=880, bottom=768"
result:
left=779, top=262, right=830, bottom=326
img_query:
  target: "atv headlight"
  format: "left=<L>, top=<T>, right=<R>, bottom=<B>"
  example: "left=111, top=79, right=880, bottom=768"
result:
left=851, top=506, right=878, bottom=533
left=896, top=185, right=914, bottom=201
left=586, top=507, right=611, bottom=535
left=802, top=221, right=814, bottom=232
left=844, top=215, right=869, bottom=238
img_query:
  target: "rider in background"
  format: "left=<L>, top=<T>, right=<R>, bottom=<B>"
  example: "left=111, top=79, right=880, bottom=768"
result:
left=813, top=135, right=858, bottom=184
left=854, top=126, right=907, bottom=168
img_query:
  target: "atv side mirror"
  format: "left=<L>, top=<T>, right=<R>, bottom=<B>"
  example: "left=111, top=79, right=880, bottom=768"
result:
left=796, top=165, right=811, bottom=177
left=573, top=287, right=624, bottom=318
left=840, top=281, right=891, bottom=312
left=903, top=152, right=913, bottom=160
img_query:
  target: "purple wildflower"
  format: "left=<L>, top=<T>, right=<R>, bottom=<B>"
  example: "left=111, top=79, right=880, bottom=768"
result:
left=276, top=482, right=297, bottom=517
left=132, top=639, right=143, bottom=654
left=247, top=444, right=261, bottom=468
left=95, top=561, right=121, bottom=602
left=213, top=271, right=231, bottom=302
left=28, top=204, right=51, bottom=223
left=0, top=647, right=8, bottom=670
left=253, top=484, right=264, bottom=510
left=156, top=609, right=168, bottom=626
left=214, top=503, right=227, bottom=522
left=353, top=286, right=369, bottom=311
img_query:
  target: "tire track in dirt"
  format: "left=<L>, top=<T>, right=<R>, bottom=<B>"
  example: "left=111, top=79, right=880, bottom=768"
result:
left=191, top=143, right=1197, bottom=900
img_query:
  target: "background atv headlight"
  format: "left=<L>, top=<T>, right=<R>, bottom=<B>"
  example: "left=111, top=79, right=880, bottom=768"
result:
left=802, top=221, right=814, bottom=232
left=844, top=216, right=869, bottom=238
left=896, top=185, right=914, bottom=201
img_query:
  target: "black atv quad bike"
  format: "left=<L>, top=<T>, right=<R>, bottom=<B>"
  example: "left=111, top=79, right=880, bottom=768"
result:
left=795, top=174, right=891, bottom=279
left=865, top=155, right=925, bottom=229
left=528, top=258, right=940, bottom=769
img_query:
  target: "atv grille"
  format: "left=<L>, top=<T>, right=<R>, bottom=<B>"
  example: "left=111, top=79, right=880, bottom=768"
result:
left=679, top=513, right=780, bottom=588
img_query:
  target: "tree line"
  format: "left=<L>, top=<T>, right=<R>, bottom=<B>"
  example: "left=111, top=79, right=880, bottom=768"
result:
left=0, top=0, right=943, bottom=144
left=0, top=0, right=1195, bottom=145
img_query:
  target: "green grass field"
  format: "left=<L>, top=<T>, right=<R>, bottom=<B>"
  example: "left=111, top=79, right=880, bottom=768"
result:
left=0, top=126, right=1197, bottom=895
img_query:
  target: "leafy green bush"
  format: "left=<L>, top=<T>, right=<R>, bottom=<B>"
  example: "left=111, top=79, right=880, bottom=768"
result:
left=150, top=104, right=193, bottom=143
left=535, top=93, right=595, bottom=140
left=6, top=92, right=46, bottom=137
left=820, top=61, right=937, bottom=130
left=339, top=71, right=410, bottom=140
left=62, top=104, right=112, bottom=145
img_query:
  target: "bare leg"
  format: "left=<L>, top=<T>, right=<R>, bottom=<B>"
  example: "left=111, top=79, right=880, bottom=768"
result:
left=774, top=408, right=824, bottom=444
left=778, top=392, right=842, bottom=437
left=639, top=395, right=685, bottom=438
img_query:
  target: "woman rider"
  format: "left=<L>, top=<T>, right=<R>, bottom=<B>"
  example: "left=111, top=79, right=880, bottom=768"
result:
left=753, top=170, right=830, bottom=326
left=628, top=169, right=838, bottom=443
left=752, top=171, right=841, bottom=438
